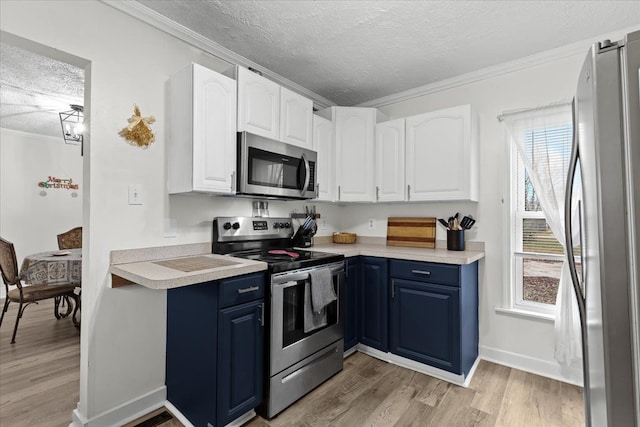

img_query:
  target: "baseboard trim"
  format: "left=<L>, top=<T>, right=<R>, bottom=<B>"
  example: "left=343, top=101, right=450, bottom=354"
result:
left=356, top=344, right=477, bottom=387
left=164, top=401, right=193, bottom=427
left=479, top=345, right=583, bottom=387
left=343, top=346, right=358, bottom=358
left=225, top=410, right=256, bottom=427
left=70, top=386, right=166, bottom=427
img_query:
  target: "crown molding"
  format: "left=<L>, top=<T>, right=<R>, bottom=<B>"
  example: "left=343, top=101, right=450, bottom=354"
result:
left=100, top=0, right=336, bottom=110
left=358, top=25, right=640, bottom=108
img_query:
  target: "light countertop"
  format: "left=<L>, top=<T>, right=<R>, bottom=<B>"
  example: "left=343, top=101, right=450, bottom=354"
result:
left=309, top=239, right=484, bottom=265
left=109, top=238, right=484, bottom=290
left=109, top=243, right=267, bottom=290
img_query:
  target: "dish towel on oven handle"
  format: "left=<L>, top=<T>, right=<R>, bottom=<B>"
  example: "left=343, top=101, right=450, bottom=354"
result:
left=310, top=267, right=337, bottom=312
left=304, top=281, right=328, bottom=333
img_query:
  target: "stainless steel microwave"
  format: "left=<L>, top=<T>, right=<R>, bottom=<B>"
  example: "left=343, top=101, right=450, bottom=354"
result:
left=237, top=132, right=318, bottom=200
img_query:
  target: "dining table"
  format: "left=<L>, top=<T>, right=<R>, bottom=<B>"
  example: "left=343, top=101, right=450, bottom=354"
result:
left=19, top=248, right=82, bottom=325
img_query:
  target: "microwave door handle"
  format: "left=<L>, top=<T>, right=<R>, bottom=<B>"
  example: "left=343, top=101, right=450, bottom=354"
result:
left=299, top=153, right=311, bottom=196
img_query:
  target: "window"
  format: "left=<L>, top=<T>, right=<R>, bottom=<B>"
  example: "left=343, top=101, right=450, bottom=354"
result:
left=505, top=105, right=575, bottom=316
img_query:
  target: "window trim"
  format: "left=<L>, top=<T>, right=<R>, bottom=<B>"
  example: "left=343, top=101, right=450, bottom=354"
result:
left=502, top=117, right=572, bottom=319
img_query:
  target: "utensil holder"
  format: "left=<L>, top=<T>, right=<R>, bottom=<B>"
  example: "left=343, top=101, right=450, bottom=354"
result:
left=447, top=230, right=465, bottom=251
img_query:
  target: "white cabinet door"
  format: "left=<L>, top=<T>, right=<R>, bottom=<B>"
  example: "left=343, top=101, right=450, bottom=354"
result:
left=237, top=66, right=280, bottom=140
left=312, top=115, right=334, bottom=201
left=167, top=63, right=237, bottom=194
left=335, top=107, right=376, bottom=202
left=375, top=118, right=405, bottom=202
left=280, top=87, right=313, bottom=149
left=405, top=104, right=478, bottom=201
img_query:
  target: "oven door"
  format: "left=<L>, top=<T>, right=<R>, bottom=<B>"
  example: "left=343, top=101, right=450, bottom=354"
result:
left=270, top=261, right=344, bottom=375
left=238, top=131, right=317, bottom=199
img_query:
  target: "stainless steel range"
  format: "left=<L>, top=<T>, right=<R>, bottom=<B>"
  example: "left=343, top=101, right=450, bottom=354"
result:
left=212, top=216, right=345, bottom=418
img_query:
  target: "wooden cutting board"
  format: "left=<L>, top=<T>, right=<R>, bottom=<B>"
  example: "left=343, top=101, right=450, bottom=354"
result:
left=386, top=217, right=436, bottom=248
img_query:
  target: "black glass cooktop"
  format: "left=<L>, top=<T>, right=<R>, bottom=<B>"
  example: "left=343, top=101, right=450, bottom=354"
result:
left=228, top=248, right=344, bottom=273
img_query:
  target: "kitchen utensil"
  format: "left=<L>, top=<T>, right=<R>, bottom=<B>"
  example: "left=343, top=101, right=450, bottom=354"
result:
left=464, top=218, right=476, bottom=229
left=387, top=217, right=436, bottom=248
left=438, top=218, right=450, bottom=229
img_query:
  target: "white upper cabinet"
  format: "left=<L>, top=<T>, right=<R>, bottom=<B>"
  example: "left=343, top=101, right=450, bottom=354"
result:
left=334, top=107, right=377, bottom=202
left=237, top=66, right=280, bottom=140
left=280, top=87, right=313, bottom=149
left=375, top=118, right=406, bottom=202
left=237, top=67, right=313, bottom=148
left=167, top=63, right=237, bottom=194
left=312, top=115, right=334, bottom=201
left=405, top=104, right=478, bottom=201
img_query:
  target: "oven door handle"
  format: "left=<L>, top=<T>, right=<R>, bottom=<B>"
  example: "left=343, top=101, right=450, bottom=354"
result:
left=272, top=263, right=345, bottom=286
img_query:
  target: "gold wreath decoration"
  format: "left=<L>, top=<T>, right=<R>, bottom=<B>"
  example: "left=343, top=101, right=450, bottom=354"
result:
left=119, top=105, right=156, bottom=148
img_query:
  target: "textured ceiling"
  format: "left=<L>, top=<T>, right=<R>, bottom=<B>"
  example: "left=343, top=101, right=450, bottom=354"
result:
left=0, top=42, right=84, bottom=138
left=138, top=0, right=640, bottom=106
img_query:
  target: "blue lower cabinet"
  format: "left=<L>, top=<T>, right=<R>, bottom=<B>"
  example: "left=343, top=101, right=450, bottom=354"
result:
left=390, top=278, right=461, bottom=373
left=217, top=300, right=264, bottom=427
left=389, top=260, right=478, bottom=376
left=166, top=273, right=265, bottom=427
left=343, top=259, right=360, bottom=352
left=359, top=257, right=388, bottom=352
left=166, top=282, right=219, bottom=427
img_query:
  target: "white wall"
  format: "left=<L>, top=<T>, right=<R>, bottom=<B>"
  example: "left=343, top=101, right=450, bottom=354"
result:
left=0, top=129, right=83, bottom=297
left=1, top=1, right=608, bottom=423
left=0, top=2, right=343, bottom=424
left=350, top=54, right=587, bottom=384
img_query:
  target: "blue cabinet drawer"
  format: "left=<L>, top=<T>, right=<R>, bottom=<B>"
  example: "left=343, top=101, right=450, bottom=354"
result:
left=218, top=273, right=265, bottom=309
left=390, top=260, right=459, bottom=286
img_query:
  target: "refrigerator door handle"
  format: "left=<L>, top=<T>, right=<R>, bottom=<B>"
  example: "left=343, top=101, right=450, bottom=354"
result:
left=565, top=99, right=586, bottom=311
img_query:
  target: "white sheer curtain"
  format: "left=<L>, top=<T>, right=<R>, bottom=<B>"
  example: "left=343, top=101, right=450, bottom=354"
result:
left=504, top=103, right=582, bottom=366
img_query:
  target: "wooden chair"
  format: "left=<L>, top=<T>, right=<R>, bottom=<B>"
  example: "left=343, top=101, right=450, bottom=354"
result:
left=57, top=227, right=82, bottom=250
left=0, top=237, right=79, bottom=343
left=56, top=226, right=82, bottom=318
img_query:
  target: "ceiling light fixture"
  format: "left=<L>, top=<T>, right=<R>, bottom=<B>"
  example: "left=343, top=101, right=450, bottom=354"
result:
left=59, top=104, right=84, bottom=145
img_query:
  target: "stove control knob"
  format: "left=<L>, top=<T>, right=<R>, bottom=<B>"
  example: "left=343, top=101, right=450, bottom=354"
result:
left=278, top=222, right=286, bottom=229
left=273, top=222, right=280, bottom=229
left=232, top=222, right=240, bottom=230
left=223, top=222, right=232, bottom=230
left=284, top=222, right=291, bottom=228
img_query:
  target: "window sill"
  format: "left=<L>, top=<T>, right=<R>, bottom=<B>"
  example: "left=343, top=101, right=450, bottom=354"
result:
left=494, top=306, right=555, bottom=323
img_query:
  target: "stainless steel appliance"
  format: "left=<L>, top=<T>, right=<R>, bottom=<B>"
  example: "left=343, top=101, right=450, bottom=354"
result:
left=212, top=216, right=345, bottom=418
left=236, top=132, right=318, bottom=200
left=564, top=31, right=640, bottom=426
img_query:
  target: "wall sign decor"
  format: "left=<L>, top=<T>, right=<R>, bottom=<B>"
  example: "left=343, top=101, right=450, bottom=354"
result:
left=38, top=176, right=79, bottom=190
left=119, top=104, right=156, bottom=148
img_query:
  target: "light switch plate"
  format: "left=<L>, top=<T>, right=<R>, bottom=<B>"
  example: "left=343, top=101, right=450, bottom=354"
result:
left=128, top=184, right=143, bottom=205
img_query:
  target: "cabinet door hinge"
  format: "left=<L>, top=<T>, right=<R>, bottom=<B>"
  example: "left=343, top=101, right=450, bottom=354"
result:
left=259, top=304, right=264, bottom=326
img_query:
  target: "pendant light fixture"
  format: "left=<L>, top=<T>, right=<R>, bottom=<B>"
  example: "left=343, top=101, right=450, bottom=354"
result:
left=59, top=104, right=84, bottom=144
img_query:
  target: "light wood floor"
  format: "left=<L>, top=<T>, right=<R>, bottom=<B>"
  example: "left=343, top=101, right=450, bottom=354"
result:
left=246, top=352, right=585, bottom=427
left=0, top=298, right=80, bottom=427
left=0, top=298, right=585, bottom=427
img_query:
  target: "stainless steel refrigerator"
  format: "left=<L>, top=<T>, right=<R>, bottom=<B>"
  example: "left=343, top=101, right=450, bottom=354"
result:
left=565, top=30, right=640, bottom=426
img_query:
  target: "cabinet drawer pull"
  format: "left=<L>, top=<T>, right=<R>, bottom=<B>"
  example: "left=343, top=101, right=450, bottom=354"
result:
left=411, top=270, right=431, bottom=276
left=237, top=286, right=260, bottom=294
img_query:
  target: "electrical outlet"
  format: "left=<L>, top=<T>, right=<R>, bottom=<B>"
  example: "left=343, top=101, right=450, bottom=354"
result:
left=368, top=218, right=375, bottom=230
left=320, top=218, right=327, bottom=230
left=128, top=184, right=143, bottom=205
